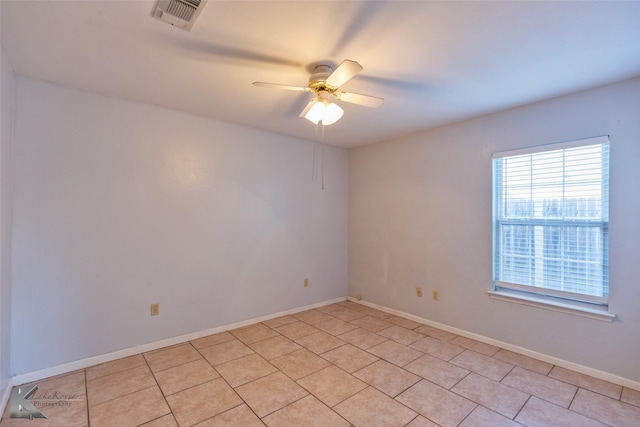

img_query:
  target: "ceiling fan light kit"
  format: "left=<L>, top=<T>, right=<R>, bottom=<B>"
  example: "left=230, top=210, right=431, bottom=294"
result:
left=253, top=59, right=384, bottom=128
left=301, top=91, right=344, bottom=125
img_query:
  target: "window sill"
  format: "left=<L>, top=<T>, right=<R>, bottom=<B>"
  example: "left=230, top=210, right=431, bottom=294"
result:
left=487, top=289, right=615, bottom=322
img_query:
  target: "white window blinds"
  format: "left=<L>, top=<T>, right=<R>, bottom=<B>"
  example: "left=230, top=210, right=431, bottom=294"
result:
left=492, top=136, right=609, bottom=305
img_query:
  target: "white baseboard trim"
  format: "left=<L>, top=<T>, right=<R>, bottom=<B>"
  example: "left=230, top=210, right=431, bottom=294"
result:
left=0, top=379, right=12, bottom=420
left=12, top=296, right=346, bottom=386
left=14, top=294, right=637, bottom=392
left=347, top=296, right=640, bottom=392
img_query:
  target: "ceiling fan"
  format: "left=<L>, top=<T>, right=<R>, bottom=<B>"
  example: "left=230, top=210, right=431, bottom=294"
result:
left=253, top=60, right=384, bottom=126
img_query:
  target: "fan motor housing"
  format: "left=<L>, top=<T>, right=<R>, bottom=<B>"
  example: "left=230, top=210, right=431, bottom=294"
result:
left=309, top=65, right=337, bottom=92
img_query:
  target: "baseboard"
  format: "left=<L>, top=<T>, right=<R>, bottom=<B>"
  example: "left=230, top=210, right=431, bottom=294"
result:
left=347, top=296, right=640, bottom=392
left=12, top=296, right=346, bottom=386
left=16, top=294, right=637, bottom=392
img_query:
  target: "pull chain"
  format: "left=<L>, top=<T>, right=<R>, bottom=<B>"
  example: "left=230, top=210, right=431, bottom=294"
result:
left=312, top=134, right=317, bottom=181
left=312, top=121, right=325, bottom=190
left=322, top=144, right=325, bottom=190
left=321, top=121, right=325, bottom=190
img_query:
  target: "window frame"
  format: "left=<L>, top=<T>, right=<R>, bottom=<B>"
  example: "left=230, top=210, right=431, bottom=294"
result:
left=491, top=135, right=611, bottom=314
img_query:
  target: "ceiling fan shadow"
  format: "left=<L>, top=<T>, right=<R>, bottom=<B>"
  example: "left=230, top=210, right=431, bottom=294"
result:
left=284, top=93, right=314, bottom=118
left=330, top=1, right=388, bottom=57
left=358, top=75, right=433, bottom=93
left=162, top=36, right=304, bottom=69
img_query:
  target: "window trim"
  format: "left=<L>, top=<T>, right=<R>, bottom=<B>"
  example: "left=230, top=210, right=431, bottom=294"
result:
left=487, top=288, right=615, bottom=322
left=492, top=135, right=609, bottom=158
left=495, top=280, right=608, bottom=305
left=491, top=135, right=612, bottom=315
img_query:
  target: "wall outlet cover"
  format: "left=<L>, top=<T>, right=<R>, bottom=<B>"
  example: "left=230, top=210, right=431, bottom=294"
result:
left=150, top=303, right=160, bottom=316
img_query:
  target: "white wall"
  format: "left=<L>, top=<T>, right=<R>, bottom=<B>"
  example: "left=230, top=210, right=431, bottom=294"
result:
left=349, top=77, right=640, bottom=382
left=10, top=77, right=348, bottom=376
left=1, top=48, right=15, bottom=400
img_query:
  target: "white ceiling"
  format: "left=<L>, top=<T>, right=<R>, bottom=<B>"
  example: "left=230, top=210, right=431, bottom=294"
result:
left=2, top=1, right=640, bottom=148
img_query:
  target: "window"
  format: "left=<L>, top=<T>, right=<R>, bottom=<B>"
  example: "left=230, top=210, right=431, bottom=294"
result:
left=492, top=136, right=609, bottom=309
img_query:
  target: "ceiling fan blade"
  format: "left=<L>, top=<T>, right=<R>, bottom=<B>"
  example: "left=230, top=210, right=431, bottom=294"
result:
left=326, top=59, right=363, bottom=88
left=337, top=91, right=384, bottom=108
left=299, top=99, right=317, bottom=118
left=253, top=82, right=311, bottom=92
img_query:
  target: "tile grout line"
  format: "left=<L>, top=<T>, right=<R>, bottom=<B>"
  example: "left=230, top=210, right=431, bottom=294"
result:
left=214, top=322, right=310, bottom=424
left=453, top=402, right=480, bottom=427
left=228, top=321, right=311, bottom=424
left=258, top=393, right=309, bottom=420
left=402, top=413, right=420, bottom=426
left=187, top=341, right=255, bottom=426
left=498, top=364, right=518, bottom=384
left=279, top=306, right=504, bottom=424
left=545, top=364, right=626, bottom=403
left=358, top=383, right=425, bottom=425
left=251, top=317, right=383, bottom=425
left=87, top=360, right=148, bottom=383
left=141, top=346, right=173, bottom=426
left=567, top=386, right=580, bottom=411
left=7, top=302, right=638, bottom=426
left=84, top=369, right=91, bottom=427
left=512, top=394, right=534, bottom=423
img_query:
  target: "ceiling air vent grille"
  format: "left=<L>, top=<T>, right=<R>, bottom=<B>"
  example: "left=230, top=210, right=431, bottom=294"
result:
left=151, top=0, right=207, bottom=32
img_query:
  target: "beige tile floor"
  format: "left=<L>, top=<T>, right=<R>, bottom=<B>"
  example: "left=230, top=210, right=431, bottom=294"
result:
left=2, top=300, right=640, bottom=427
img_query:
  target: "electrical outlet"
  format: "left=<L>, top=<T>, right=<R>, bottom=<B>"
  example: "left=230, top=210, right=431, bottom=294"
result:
left=304, top=278, right=309, bottom=287
left=150, top=303, right=160, bottom=316
left=416, top=287, right=423, bottom=297
left=432, top=290, right=440, bottom=301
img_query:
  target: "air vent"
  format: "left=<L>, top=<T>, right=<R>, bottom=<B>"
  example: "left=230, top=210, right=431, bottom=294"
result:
left=151, top=0, right=207, bottom=32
